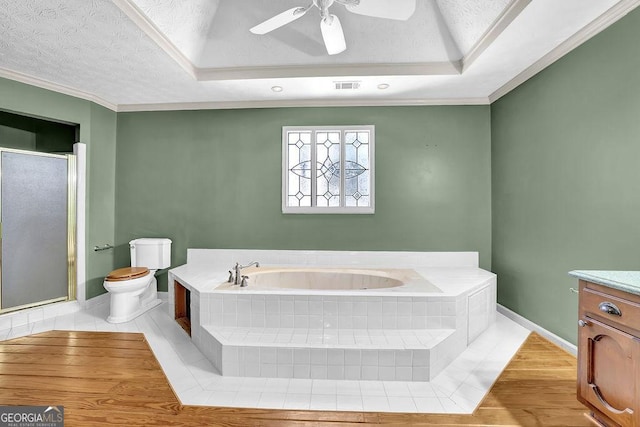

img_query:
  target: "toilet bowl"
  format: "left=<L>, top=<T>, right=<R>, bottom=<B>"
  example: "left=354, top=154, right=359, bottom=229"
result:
left=103, top=267, right=160, bottom=323
left=103, top=238, right=171, bottom=323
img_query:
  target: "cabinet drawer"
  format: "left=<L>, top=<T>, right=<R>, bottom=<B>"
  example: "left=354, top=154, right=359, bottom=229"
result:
left=581, top=286, right=640, bottom=332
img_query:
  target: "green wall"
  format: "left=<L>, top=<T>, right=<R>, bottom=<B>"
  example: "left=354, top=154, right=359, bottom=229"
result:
left=115, top=106, right=492, bottom=291
left=491, top=8, right=640, bottom=344
left=0, top=110, right=77, bottom=153
left=0, top=78, right=118, bottom=300
left=85, top=103, right=118, bottom=298
left=0, top=125, right=35, bottom=150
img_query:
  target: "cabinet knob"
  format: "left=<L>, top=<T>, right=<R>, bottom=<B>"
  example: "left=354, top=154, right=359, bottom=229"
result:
left=598, top=301, right=622, bottom=317
left=578, top=319, right=590, bottom=327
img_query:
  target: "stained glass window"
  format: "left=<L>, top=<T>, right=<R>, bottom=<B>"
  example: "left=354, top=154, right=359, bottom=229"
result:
left=283, top=126, right=375, bottom=214
left=345, top=131, right=370, bottom=207
left=287, top=131, right=312, bottom=207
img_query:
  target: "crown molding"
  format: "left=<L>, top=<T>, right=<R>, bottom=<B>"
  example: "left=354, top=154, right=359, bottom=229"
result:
left=0, top=66, right=488, bottom=112
left=112, top=0, right=197, bottom=78
left=0, top=67, right=117, bottom=111
left=116, top=97, right=490, bottom=112
left=489, top=0, right=640, bottom=102
left=461, top=0, right=532, bottom=72
left=195, top=61, right=461, bottom=81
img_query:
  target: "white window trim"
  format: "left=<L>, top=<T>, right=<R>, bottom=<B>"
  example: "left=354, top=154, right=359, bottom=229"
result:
left=282, top=125, right=375, bottom=214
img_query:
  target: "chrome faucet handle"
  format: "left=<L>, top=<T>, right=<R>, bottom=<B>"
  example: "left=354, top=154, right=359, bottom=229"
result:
left=233, top=262, right=259, bottom=285
left=240, top=275, right=249, bottom=287
left=228, top=270, right=234, bottom=283
left=239, top=261, right=260, bottom=269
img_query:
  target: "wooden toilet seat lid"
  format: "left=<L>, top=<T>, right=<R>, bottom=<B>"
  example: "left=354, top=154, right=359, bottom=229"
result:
left=106, top=267, right=149, bottom=282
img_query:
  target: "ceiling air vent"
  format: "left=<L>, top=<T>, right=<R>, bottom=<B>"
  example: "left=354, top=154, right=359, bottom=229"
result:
left=334, top=81, right=361, bottom=90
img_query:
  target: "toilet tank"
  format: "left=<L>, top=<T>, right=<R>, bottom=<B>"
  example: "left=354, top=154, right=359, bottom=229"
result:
left=130, top=238, right=171, bottom=269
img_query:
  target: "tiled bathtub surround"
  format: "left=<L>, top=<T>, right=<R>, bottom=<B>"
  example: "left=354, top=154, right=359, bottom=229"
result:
left=184, top=249, right=480, bottom=271
left=169, top=250, right=497, bottom=382
left=205, top=294, right=461, bottom=330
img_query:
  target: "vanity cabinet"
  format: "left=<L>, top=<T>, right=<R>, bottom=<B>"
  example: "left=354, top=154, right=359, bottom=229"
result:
left=577, top=280, right=640, bottom=427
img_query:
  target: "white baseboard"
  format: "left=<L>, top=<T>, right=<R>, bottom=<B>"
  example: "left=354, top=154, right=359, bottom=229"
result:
left=84, top=293, right=110, bottom=309
left=497, top=304, right=577, bottom=356
left=158, top=291, right=168, bottom=301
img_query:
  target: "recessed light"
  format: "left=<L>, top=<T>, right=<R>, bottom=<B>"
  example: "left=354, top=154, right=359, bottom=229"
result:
left=271, top=86, right=283, bottom=92
left=377, top=83, right=390, bottom=90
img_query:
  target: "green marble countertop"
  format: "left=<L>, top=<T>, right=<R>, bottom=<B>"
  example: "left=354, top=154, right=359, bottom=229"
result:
left=569, top=270, right=640, bottom=296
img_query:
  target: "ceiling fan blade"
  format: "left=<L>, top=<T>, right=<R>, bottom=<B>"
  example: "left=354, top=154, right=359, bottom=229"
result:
left=320, top=15, right=346, bottom=55
left=345, top=0, right=416, bottom=21
left=250, top=7, right=308, bottom=35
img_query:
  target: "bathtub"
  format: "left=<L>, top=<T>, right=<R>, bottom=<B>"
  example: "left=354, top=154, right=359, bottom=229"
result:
left=215, top=266, right=440, bottom=292
left=169, top=249, right=497, bottom=382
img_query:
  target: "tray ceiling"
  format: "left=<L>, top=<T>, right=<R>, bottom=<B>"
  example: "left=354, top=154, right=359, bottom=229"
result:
left=126, top=0, right=512, bottom=68
left=0, top=0, right=636, bottom=111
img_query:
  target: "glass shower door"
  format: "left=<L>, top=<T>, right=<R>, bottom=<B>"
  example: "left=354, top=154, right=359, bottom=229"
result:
left=0, top=149, right=76, bottom=312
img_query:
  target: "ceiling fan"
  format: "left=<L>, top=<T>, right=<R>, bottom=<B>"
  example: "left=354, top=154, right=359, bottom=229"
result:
left=250, top=0, right=416, bottom=55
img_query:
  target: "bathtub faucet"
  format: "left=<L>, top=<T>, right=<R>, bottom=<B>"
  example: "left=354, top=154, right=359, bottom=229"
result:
left=233, top=261, right=259, bottom=285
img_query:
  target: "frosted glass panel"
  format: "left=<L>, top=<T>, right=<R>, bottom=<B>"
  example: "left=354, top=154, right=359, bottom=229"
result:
left=1, top=152, right=69, bottom=309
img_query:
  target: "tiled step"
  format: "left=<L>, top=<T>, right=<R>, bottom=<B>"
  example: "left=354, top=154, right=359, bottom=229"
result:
left=196, top=325, right=466, bottom=381
left=210, top=326, right=454, bottom=349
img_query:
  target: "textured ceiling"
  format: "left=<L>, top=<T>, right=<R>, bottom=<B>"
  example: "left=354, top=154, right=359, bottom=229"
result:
left=0, top=0, right=200, bottom=104
left=0, top=0, right=633, bottom=110
left=436, top=0, right=511, bottom=53
left=128, top=0, right=511, bottom=67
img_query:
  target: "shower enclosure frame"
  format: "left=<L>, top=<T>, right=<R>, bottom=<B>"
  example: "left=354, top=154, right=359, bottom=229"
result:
left=0, top=147, right=77, bottom=313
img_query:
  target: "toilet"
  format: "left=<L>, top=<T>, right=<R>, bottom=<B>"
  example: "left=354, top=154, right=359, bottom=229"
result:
left=103, top=238, right=171, bottom=323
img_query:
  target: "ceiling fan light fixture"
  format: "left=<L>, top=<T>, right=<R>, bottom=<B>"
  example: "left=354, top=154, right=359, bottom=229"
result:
left=320, top=14, right=346, bottom=55
left=250, top=0, right=415, bottom=55
left=249, top=7, right=310, bottom=35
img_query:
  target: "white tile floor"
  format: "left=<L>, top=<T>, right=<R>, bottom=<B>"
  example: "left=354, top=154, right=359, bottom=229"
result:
left=0, top=301, right=530, bottom=413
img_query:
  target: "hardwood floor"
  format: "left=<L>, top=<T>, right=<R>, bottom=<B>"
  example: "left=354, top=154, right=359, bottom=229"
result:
left=0, top=330, right=590, bottom=426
